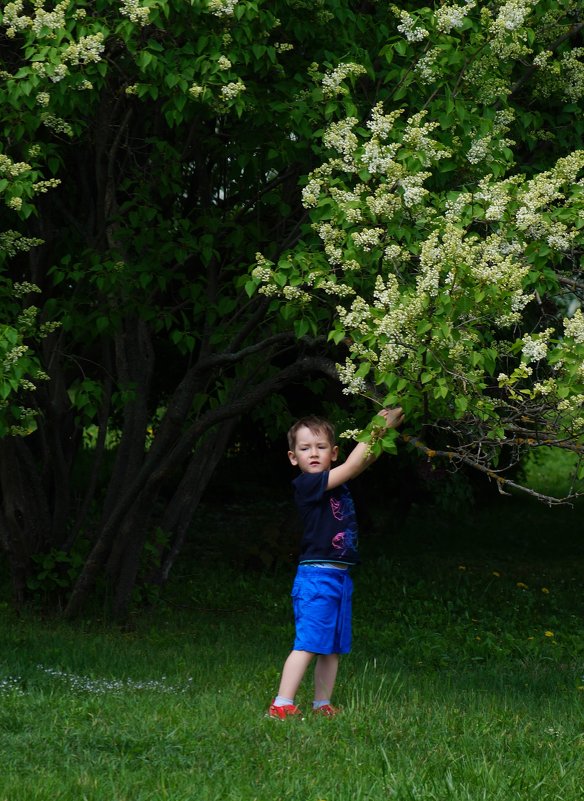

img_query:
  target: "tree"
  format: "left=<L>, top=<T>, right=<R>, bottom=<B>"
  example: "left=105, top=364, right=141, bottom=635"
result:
left=0, top=0, right=384, bottom=616
left=0, top=0, right=582, bottom=617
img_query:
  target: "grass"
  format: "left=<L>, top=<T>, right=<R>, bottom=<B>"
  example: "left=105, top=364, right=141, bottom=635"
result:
left=1, top=469, right=584, bottom=800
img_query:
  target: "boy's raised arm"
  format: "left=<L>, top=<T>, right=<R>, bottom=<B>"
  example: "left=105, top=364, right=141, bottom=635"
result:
left=326, top=407, right=404, bottom=491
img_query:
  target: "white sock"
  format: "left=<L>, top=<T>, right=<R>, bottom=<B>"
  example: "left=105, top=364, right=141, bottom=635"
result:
left=313, top=699, right=331, bottom=709
left=274, top=696, right=295, bottom=707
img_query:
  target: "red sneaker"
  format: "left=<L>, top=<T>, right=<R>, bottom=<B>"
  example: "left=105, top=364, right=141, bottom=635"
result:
left=313, top=703, right=340, bottom=717
left=267, top=701, right=303, bottom=720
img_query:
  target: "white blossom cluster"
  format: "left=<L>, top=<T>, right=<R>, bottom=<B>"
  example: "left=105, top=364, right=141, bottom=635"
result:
left=189, top=83, right=205, bottom=100
left=366, top=103, right=403, bottom=140
left=466, top=135, right=492, bottom=165
left=362, top=139, right=401, bottom=176
left=63, top=34, right=106, bottom=66
left=41, top=113, right=74, bottom=137
left=47, top=63, right=68, bottom=82
left=474, top=175, right=521, bottom=220
left=560, top=48, right=584, bottom=103
left=466, top=109, right=515, bottom=166
left=352, top=227, right=384, bottom=252
left=373, top=273, right=400, bottom=310
left=322, top=118, right=359, bottom=161
left=220, top=80, right=246, bottom=100
left=336, top=358, right=368, bottom=395
left=515, top=151, right=584, bottom=236
left=3, top=344, right=29, bottom=365
left=533, top=50, right=551, bottom=68
left=0, top=232, right=43, bottom=258
left=314, top=279, right=355, bottom=298
left=2, top=0, right=68, bottom=37
left=374, top=292, right=428, bottom=371
left=13, top=281, right=42, bottom=297
left=321, top=63, right=367, bottom=98
left=0, top=154, right=31, bottom=178
left=120, top=0, right=150, bottom=26
left=251, top=252, right=273, bottom=284
left=522, top=329, right=554, bottom=363
left=434, top=1, right=475, bottom=33
left=395, top=9, right=429, bottom=42
left=399, top=173, right=430, bottom=208
left=315, top=222, right=345, bottom=266
left=563, top=309, right=584, bottom=344
left=490, top=0, right=533, bottom=34
left=365, top=187, right=401, bottom=219
left=217, top=55, right=232, bottom=70
left=208, top=0, right=239, bottom=16
left=415, top=48, right=440, bottom=85
left=402, top=112, right=450, bottom=162
left=444, top=192, right=473, bottom=221
left=32, top=177, right=61, bottom=193
left=301, top=177, right=322, bottom=208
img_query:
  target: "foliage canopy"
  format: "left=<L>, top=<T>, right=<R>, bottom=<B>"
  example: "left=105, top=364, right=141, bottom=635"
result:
left=0, top=0, right=583, bottom=615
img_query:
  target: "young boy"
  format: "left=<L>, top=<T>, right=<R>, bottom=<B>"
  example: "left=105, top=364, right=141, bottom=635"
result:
left=268, top=407, right=404, bottom=719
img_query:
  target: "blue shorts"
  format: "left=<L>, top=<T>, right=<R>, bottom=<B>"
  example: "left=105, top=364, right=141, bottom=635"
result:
left=291, top=565, right=353, bottom=655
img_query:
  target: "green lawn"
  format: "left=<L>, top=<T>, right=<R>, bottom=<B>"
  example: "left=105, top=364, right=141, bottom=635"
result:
left=1, top=491, right=584, bottom=800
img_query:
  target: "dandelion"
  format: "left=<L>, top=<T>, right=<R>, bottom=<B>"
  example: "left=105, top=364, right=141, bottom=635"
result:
left=492, top=571, right=501, bottom=577
left=541, top=587, right=550, bottom=594
left=544, top=630, right=554, bottom=637
left=458, top=565, right=466, bottom=571
left=516, top=581, right=528, bottom=589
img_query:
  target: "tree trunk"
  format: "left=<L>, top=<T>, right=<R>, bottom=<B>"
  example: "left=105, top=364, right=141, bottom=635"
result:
left=0, top=438, right=51, bottom=605
left=155, top=416, right=237, bottom=583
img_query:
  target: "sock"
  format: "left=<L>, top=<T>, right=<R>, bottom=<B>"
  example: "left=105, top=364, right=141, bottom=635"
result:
left=273, top=696, right=295, bottom=707
left=313, top=699, right=331, bottom=709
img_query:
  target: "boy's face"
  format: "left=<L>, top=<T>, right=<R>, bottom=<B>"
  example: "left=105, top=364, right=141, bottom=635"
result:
left=288, top=425, right=338, bottom=474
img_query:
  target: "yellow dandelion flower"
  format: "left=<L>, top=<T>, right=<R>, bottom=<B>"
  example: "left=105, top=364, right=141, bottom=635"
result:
left=492, top=571, right=501, bottom=577
left=516, top=582, right=528, bottom=589
left=544, top=630, right=554, bottom=637
left=541, top=587, right=550, bottom=594
left=458, top=565, right=466, bottom=571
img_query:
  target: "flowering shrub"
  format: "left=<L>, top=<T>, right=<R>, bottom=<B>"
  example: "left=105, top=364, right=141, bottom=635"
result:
left=250, top=0, right=584, bottom=495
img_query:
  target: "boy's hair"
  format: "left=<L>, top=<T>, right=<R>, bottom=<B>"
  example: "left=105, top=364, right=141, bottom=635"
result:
left=287, top=416, right=336, bottom=450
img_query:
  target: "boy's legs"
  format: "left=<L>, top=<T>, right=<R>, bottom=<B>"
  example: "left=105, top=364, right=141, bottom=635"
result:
left=314, top=653, right=339, bottom=703
left=276, top=649, right=315, bottom=700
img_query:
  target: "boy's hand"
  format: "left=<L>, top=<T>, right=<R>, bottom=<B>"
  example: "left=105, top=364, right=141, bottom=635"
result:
left=378, top=406, right=404, bottom=429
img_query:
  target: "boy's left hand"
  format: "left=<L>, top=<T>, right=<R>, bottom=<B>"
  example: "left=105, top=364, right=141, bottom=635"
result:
left=378, top=406, right=404, bottom=429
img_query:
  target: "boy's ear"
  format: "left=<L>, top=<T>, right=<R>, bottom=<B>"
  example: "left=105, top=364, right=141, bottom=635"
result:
left=331, top=445, right=339, bottom=462
left=288, top=450, right=298, bottom=466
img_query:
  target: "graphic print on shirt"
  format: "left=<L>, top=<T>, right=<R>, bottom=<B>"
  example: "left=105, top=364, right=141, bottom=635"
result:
left=330, top=488, right=357, bottom=556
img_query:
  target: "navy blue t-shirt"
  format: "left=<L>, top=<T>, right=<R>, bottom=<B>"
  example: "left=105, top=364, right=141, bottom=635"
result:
left=292, top=471, right=359, bottom=566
